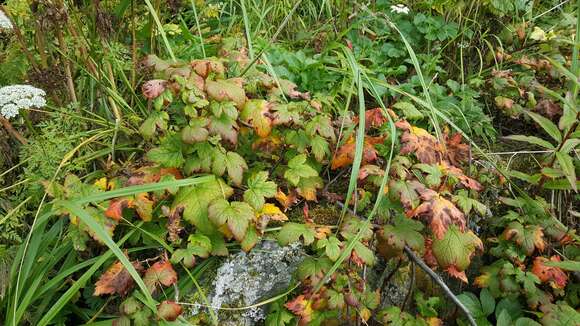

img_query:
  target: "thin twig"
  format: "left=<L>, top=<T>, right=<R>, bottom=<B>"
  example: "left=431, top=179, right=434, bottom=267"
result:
left=0, top=116, right=28, bottom=145
left=404, top=246, right=477, bottom=326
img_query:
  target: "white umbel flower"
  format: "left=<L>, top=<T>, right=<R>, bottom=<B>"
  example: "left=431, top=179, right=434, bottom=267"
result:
left=0, top=10, right=13, bottom=30
left=0, top=85, right=46, bottom=119
left=391, top=4, right=410, bottom=14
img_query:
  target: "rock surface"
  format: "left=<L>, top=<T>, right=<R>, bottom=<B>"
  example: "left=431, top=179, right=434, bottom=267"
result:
left=189, top=240, right=304, bottom=325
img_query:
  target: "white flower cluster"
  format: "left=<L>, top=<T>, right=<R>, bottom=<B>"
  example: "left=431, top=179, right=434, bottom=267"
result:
left=391, top=4, right=410, bottom=14
left=0, top=10, right=13, bottom=30
left=0, top=85, right=46, bottom=119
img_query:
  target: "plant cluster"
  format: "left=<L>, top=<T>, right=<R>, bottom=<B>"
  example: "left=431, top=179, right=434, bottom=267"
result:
left=0, top=1, right=578, bottom=326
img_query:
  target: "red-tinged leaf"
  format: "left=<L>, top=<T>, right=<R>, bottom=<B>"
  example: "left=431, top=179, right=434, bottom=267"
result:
left=241, top=99, right=273, bottom=138
left=411, top=188, right=466, bottom=239
left=440, top=162, right=483, bottom=191
left=535, top=99, right=562, bottom=119
left=105, top=199, right=131, bottom=221
left=285, top=295, right=313, bottom=326
left=94, top=260, right=143, bottom=296
left=396, top=120, right=442, bottom=164
left=358, top=164, right=384, bottom=181
left=157, top=301, right=183, bottom=321
left=503, top=221, right=545, bottom=256
left=142, top=79, right=168, bottom=99
left=432, top=226, right=483, bottom=283
left=446, top=265, right=468, bottom=283
left=445, top=132, right=470, bottom=166
left=190, top=59, right=225, bottom=78
left=352, top=108, right=388, bottom=130
left=331, top=136, right=385, bottom=170
left=143, top=260, right=178, bottom=294
left=532, top=256, right=568, bottom=289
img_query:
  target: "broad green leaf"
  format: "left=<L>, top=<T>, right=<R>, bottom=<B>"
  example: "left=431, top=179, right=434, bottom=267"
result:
left=480, top=288, right=495, bottom=316
left=224, top=151, right=248, bottom=186
left=317, top=236, right=341, bottom=261
left=432, top=226, right=482, bottom=277
left=240, top=225, right=260, bottom=252
left=393, top=101, right=424, bottom=120
left=310, top=135, right=330, bottom=162
left=243, top=171, right=277, bottom=210
left=414, top=163, right=443, bottom=187
left=555, top=152, right=577, bottom=191
left=453, top=190, right=488, bottom=215
left=457, top=292, right=485, bottom=318
left=181, top=117, right=209, bottom=144
left=278, top=222, right=316, bottom=245
left=525, top=111, right=561, bottom=143
left=379, top=215, right=425, bottom=254
left=146, top=134, right=185, bottom=168
left=353, top=241, right=375, bottom=266
left=284, top=154, right=318, bottom=186
left=172, top=178, right=233, bottom=234
left=208, top=199, right=254, bottom=241
left=206, top=79, right=246, bottom=106
left=140, top=111, right=169, bottom=139
left=305, top=115, right=336, bottom=142
left=504, top=135, right=554, bottom=149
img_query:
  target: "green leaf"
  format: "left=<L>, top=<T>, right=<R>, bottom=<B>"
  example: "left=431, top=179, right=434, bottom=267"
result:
left=393, top=101, right=424, bottom=120
left=146, top=134, right=185, bottom=168
left=181, top=117, right=209, bottom=144
left=243, top=171, right=277, bottom=210
left=380, top=215, right=425, bottom=254
left=224, top=151, right=248, bottom=186
left=173, top=178, right=233, bottom=235
left=414, top=163, right=443, bottom=187
left=555, top=152, right=577, bottom=191
left=206, top=79, right=246, bottom=106
left=457, top=292, right=485, bottom=318
left=504, top=135, right=555, bottom=149
left=284, top=154, right=318, bottom=186
left=297, top=257, right=332, bottom=282
left=496, top=310, right=511, bottom=326
left=310, top=135, right=330, bottom=162
left=353, top=241, right=375, bottom=266
left=305, top=114, right=336, bottom=142
left=140, top=111, right=169, bottom=139
left=240, top=225, right=260, bottom=252
left=453, top=190, right=488, bottom=215
left=318, top=236, right=341, bottom=261
left=480, top=288, right=495, bottom=316
left=208, top=199, right=254, bottom=241
left=278, top=222, right=316, bottom=245
left=432, top=225, right=482, bottom=272
left=265, top=301, right=294, bottom=326
left=525, top=111, right=561, bottom=143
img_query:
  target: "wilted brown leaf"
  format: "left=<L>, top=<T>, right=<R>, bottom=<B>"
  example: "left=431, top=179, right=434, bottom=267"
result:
left=410, top=188, right=466, bottom=239
left=396, top=120, right=442, bottom=164
left=532, top=256, right=568, bottom=289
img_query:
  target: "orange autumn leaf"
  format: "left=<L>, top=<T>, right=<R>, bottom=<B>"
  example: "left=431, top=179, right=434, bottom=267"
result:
left=440, top=162, right=483, bottom=191
left=127, top=166, right=183, bottom=186
left=331, top=136, right=385, bottom=169
left=285, top=295, right=314, bottom=326
left=143, top=260, right=178, bottom=294
left=410, top=188, right=466, bottom=239
left=396, top=120, right=442, bottom=164
left=133, top=193, right=154, bottom=222
left=105, top=199, right=131, bottom=221
left=275, top=189, right=298, bottom=211
left=94, top=260, right=143, bottom=296
left=532, top=256, right=568, bottom=289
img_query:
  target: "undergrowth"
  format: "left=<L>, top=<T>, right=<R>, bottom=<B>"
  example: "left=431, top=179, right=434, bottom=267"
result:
left=0, top=0, right=578, bottom=325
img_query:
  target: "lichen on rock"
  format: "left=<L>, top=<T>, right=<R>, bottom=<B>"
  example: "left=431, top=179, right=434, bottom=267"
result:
left=188, top=240, right=304, bottom=325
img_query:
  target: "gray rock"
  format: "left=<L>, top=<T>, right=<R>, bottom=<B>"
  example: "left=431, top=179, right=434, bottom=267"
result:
left=188, top=240, right=305, bottom=325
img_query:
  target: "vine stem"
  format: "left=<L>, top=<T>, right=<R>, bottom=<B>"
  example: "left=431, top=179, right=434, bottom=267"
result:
left=404, top=246, right=477, bottom=326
